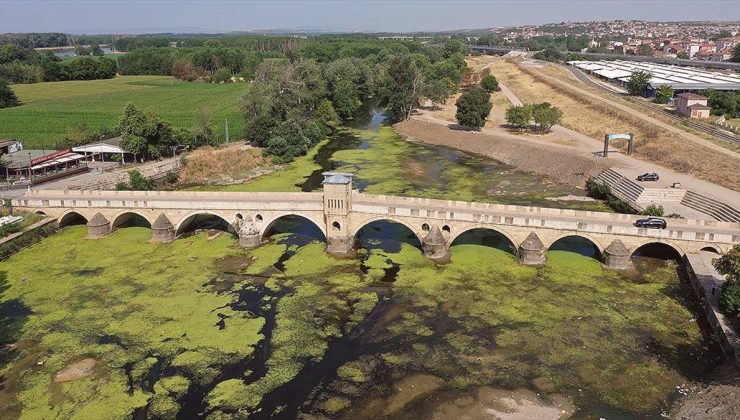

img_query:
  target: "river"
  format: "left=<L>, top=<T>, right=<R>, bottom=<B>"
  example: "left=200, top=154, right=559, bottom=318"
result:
left=0, top=114, right=722, bottom=419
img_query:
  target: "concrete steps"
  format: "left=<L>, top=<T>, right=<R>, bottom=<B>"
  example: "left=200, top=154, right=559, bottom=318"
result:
left=681, top=191, right=740, bottom=223
left=595, top=169, right=644, bottom=205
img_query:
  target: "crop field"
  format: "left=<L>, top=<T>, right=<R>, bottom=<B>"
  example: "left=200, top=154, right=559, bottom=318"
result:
left=0, top=76, right=245, bottom=149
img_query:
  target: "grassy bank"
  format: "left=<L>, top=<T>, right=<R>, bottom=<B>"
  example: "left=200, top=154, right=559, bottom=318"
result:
left=1, top=76, right=245, bottom=148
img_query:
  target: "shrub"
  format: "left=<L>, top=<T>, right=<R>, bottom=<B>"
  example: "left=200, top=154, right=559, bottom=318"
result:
left=480, top=75, right=500, bottom=93
left=505, top=105, right=532, bottom=129
left=714, top=245, right=740, bottom=284
left=719, top=281, right=740, bottom=315
left=642, top=204, right=665, bottom=216
left=585, top=179, right=610, bottom=199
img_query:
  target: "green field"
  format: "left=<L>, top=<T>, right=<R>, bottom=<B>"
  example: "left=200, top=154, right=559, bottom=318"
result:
left=0, top=76, right=246, bottom=149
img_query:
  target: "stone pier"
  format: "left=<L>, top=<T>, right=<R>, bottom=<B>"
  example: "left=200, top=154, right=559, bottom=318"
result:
left=151, top=213, right=175, bottom=243
left=603, top=239, right=631, bottom=270
left=86, top=212, right=110, bottom=239
left=519, top=232, right=546, bottom=266
left=422, top=225, right=449, bottom=263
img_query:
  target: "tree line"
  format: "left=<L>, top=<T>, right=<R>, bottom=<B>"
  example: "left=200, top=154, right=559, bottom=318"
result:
left=0, top=44, right=116, bottom=84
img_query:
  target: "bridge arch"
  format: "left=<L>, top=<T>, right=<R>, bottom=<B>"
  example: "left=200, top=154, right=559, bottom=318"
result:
left=111, top=211, right=153, bottom=231
left=448, top=226, right=519, bottom=254
left=175, top=211, right=237, bottom=237
left=351, top=216, right=425, bottom=251
left=58, top=210, right=89, bottom=228
left=631, top=240, right=684, bottom=260
left=259, top=212, right=326, bottom=242
left=547, top=233, right=605, bottom=259
left=700, top=245, right=722, bottom=254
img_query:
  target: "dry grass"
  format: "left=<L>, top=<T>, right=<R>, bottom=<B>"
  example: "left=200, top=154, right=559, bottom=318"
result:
left=488, top=59, right=740, bottom=191
left=179, top=145, right=271, bottom=184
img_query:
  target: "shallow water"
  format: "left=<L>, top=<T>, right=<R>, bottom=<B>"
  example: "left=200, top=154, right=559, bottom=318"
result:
left=197, top=111, right=610, bottom=211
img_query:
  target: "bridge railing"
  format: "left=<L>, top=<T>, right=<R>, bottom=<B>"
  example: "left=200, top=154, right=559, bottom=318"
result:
left=17, top=189, right=324, bottom=202
left=352, top=192, right=740, bottom=230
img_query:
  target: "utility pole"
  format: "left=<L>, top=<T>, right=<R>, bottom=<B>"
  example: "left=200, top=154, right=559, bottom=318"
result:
left=225, top=119, right=230, bottom=145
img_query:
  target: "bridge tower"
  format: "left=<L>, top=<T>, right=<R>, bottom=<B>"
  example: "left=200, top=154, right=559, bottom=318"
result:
left=323, top=172, right=354, bottom=257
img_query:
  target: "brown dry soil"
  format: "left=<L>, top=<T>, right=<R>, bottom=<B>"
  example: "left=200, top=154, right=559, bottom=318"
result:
left=670, top=363, right=740, bottom=420
left=394, top=119, right=611, bottom=187
left=53, top=358, right=97, bottom=382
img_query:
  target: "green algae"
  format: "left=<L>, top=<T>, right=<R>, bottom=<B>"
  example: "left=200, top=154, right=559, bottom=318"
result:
left=192, top=124, right=610, bottom=211
left=0, top=226, right=263, bottom=418
left=0, top=215, right=718, bottom=418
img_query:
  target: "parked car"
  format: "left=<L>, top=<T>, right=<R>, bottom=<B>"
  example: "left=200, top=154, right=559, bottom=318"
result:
left=634, top=217, right=667, bottom=229
left=637, top=172, right=659, bottom=182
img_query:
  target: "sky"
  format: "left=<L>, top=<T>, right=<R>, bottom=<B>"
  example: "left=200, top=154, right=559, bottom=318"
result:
left=1, top=0, right=739, bottom=34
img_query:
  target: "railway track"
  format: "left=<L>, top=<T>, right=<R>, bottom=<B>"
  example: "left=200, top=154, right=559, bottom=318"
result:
left=564, top=66, right=740, bottom=145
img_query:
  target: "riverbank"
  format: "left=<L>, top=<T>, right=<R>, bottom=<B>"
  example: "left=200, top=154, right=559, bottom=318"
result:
left=394, top=118, right=610, bottom=187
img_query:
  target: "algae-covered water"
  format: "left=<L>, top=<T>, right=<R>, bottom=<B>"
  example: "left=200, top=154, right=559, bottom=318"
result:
left=189, top=112, right=609, bottom=211
left=0, top=117, right=722, bottom=418
left=0, top=224, right=721, bottom=419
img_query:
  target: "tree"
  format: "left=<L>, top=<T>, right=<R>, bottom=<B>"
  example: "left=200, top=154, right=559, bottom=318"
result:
left=191, top=108, right=214, bottom=148
left=719, top=282, right=740, bottom=316
left=0, top=78, right=20, bottom=108
left=480, top=75, right=500, bottom=93
left=732, top=44, right=740, bottom=63
left=626, top=70, right=652, bottom=96
left=118, top=103, right=177, bottom=161
left=442, top=39, right=469, bottom=59
left=676, top=51, right=689, bottom=59
left=455, top=87, right=492, bottom=130
left=715, top=244, right=740, bottom=315
left=714, top=244, right=740, bottom=284
left=505, top=105, right=532, bottom=129
left=380, top=54, right=428, bottom=122
left=637, top=44, right=654, bottom=56
left=531, top=102, right=562, bottom=133
left=314, top=98, right=340, bottom=129
left=90, top=44, right=104, bottom=56
left=654, top=85, right=674, bottom=104
left=423, top=77, right=455, bottom=109
left=127, top=170, right=153, bottom=191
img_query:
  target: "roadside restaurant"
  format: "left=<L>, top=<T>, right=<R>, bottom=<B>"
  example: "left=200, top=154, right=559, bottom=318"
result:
left=2, top=148, right=89, bottom=184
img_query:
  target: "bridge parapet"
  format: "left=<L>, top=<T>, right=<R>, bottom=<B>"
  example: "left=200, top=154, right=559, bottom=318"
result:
left=11, top=185, right=739, bottom=269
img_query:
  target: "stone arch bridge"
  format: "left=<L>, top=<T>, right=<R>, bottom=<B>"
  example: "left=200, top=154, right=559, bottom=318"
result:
left=12, top=173, right=739, bottom=269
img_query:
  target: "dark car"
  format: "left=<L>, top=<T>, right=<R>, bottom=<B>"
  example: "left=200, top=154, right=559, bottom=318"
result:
left=634, top=217, right=667, bottom=229
left=637, top=172, right=659, bottom=182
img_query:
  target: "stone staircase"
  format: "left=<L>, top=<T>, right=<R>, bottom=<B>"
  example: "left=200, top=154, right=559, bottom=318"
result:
left=595, top=169, right=644, bottom=207
left=681, top=190, right=740, bottom=223
left=595, top=168, right=740, bottom=222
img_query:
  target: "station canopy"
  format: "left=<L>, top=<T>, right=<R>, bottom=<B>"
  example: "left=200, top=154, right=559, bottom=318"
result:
left=72, top=137, right=129, bottom=155
left=30, top=152, right=86, bottom=171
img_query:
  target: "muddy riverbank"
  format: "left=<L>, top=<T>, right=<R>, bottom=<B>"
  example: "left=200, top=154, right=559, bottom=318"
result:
left=394, top=118, right=611, bottom=188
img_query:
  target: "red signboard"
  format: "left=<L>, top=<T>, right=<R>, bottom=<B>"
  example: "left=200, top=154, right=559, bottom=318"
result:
left=30, top=149, right=70, bottom=166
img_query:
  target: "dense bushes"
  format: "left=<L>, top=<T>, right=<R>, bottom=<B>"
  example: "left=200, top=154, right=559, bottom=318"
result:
left=585, top=178, right=637, bottom=214
left=505, top=102, right=563, bottom=133
left=0, top=44, right=117, bottom=83
left=117, top=48, right=175, bottom=76
left=703, top=89, right=739, bottom=118
left=0, top=78, right=20, bottom=108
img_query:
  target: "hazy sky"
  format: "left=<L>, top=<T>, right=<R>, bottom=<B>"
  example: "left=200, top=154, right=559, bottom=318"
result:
left=1, top=0, right=739, bottom=34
